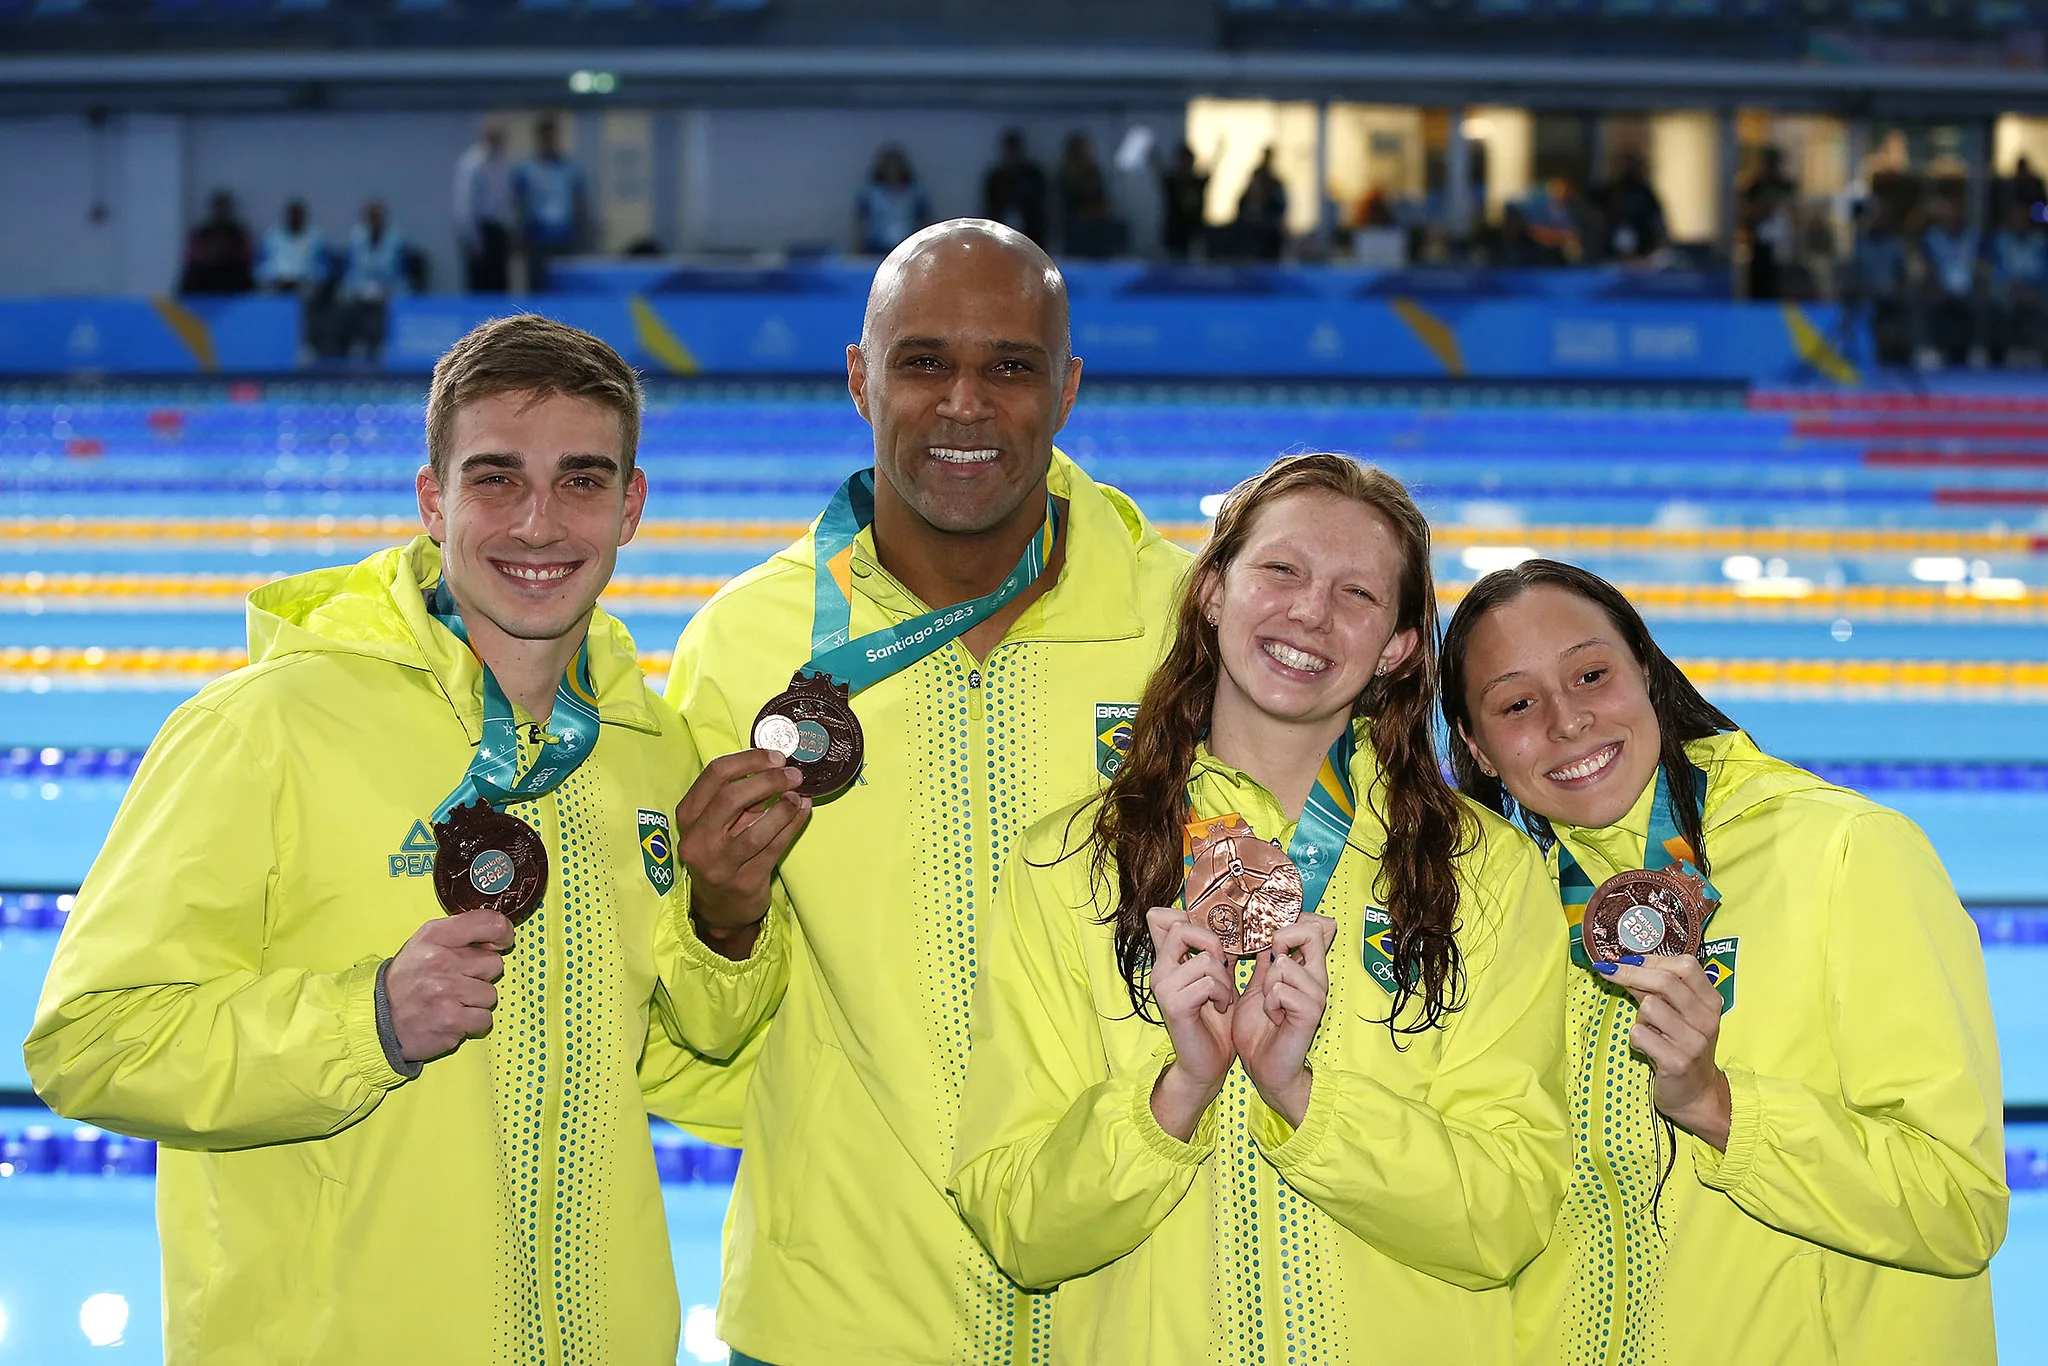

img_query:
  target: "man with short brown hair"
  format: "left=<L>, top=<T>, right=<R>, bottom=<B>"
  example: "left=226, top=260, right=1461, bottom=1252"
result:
left=28, top=314, right=788, bottom=1365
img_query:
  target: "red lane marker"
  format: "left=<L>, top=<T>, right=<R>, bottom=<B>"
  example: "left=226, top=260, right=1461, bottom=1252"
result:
left=1756, top=391, right=2048, bottom=415
left=64, top=438, right=103, bottom=458
left=1866, top=449, right=2048, bottom=468
left=1935, top=488, right=2048, bottom=505
left=1796, top=418, right=2048, bottom=438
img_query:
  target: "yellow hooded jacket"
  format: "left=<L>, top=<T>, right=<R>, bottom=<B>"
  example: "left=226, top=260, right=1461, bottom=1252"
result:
left=655, top=453, right=1191, bottom=1366
left=948, top=739, right=1571, bottom=1366
left=1512, top=730, right=2006, bottom=1366
left=25, top=538, right=787, bottom=1366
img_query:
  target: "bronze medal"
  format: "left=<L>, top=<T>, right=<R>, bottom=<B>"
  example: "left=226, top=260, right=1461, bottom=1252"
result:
left=1581, top=865, right=1716, bottom=964
left=432, top=798, right=548, bottom=925
left=752, top=670, right=864, bottom=799
left=1185, top=814, right=1304, bottom=958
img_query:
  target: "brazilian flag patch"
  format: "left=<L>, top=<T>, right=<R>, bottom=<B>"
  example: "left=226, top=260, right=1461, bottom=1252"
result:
left=637, top=808, right=677, bottom=896
left=1360, top=904, right=1399, bottom=995
left=1094, top=702, right=1139, bottom=781
left=1703, top=935, right=1739, bottom=1013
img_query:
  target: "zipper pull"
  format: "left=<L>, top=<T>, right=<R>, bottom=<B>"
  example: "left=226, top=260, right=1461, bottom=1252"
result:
left=967, top=669, right=982, bottom=688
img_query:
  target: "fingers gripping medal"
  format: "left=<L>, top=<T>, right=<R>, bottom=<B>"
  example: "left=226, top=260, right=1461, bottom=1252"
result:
left=752, top=671, right=865, bottom=800
left=432, top=798, right=548, bottom=924
left=760, top=468, right=1062, bottom=803
left=1184, top=814, right=1305, bottom=957
left=1581, top=865, right=1718, bottom=964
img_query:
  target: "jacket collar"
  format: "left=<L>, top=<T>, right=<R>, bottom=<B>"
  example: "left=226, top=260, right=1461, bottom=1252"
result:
left=814, top=449, right=1157, bottom=646
left=1550, top=729, right=1829, bottom=874
left=247, top=536, right=663, bottom=743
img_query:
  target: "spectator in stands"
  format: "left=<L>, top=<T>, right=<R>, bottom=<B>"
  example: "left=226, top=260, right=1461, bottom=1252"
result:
left=179, top=190, right=256, bottom=295
left=1739, top=145, right=1797, bottom=300
left=453, top=117, right=516, bottom=294
left=1234, top=147, right=1289, bottom=262
left=856, top=146, right=931, bottom=256
left=1846, top=190, right=1913, bottom=368
left=2009, top=155, right=2046, bottom=221
left=257, top=198, right=336, bottom=364
left=1916, top=187, right=1989, bottom=370
left=1991, top=197, right=2048, bottom=365
left=255, top=199, right=327, bottom=295
left=1597, top=152, right=1667, bottom=261
left=1521, top=177, right=1584, bottom=265
left=516, top=116, right=587, bottom=293
left=338, top=200, right=409, bottom=362
left=1058, top=133, right=1126, bottom=259
left=1491, top=203, right=1548, bottom=268
left=1158, top=141, right=1210, bottom=260
left=982, top=129, right=1049, bottom=247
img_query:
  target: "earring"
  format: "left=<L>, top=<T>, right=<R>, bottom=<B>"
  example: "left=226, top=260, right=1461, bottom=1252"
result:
left=1374, top=663, right=1387, bottom=676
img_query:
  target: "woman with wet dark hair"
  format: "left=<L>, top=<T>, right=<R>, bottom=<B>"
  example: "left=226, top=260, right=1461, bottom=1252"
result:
left=947, top=454, right=1569, bottom=1365
left=1440, top=558, right=2005, bottom=1366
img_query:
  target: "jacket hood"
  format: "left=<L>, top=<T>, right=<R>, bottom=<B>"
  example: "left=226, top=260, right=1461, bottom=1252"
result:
left=1691, top=729, right=1842, bottom=833
left=245, top=536, right=661, bottom=737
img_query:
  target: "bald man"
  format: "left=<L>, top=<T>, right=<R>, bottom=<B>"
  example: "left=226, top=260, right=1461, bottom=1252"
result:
left=650, top=220, right=1191, bottom=1365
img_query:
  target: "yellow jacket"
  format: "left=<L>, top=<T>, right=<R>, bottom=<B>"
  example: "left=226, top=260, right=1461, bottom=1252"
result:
left=25, top=538, right=785, bottom=1366
left=1513, top=730, right=2006, bottom=1366
left=656, top=452, right=1191, bottom=1365
left=949, top=739, right=1571, bottom=1366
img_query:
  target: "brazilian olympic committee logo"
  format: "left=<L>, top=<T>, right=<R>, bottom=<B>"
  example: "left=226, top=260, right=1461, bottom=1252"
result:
left=1703, top=935, right=1739, bottom=1013
left=1094, top=702, right=1139, bottom=781
left=638, top=809, right=677, bottom=896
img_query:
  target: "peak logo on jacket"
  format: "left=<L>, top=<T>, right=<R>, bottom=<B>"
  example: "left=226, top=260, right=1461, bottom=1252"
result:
left=387, top=820, right=438, bottom=878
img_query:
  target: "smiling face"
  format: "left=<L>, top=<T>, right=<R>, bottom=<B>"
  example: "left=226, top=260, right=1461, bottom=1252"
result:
left=1456, top=584, right=1663, bottom=830
left=416, top=389, right=646, bottom=649
left=1201, top=489, right=1418, bottom=739
left=849, top=231, right=1079, bottom=537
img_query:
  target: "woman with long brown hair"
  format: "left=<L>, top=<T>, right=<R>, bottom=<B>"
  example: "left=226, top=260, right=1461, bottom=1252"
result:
left=1440, top=558, right=2003, bottom=1366
left=947, top=453, right=1570, bottom=1365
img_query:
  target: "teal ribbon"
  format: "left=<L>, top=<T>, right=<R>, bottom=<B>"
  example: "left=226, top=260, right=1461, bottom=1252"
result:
left=801, top=469, right=1059, bottom=694
left=1558, top=762, right=1719, bottom=970
left=425, top=577, right=603, bottom=823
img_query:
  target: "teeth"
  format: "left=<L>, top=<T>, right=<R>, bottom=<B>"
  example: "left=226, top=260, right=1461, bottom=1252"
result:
left=1263, top=640, right=1329, bottom=673
left=501, top=564, right=574, bottom=583
left=1548, top=744, right=1618, bottom=782
left=931, top=447, right=1000, bottom=464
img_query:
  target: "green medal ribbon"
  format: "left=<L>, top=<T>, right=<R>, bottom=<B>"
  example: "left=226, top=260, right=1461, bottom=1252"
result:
left=1557, top=762, right=1719, bottom=970
left=425, top=577, right=603, bottom=822
left=1180, top=723, right=1359, bottom=917
left=800, top=469, right=1059, bottom=695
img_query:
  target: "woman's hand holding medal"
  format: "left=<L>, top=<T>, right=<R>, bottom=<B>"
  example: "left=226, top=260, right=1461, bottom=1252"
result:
left=1595, top=953, right=1732, bottom=1150
left=1145, top=906, right=1339, bottom=1141
left=675, top=748, right=814, bottom=961
left=1145, top=906, right=1239, bottom=1141
left=1233, top=913, right=1337, bottom=1129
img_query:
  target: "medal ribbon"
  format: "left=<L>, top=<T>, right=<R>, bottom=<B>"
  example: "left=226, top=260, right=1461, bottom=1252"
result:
left=1557, top=762, right=1719, bottom=969
left=803, top=468, right=1060, bottom=695
left=425, top=577, right=603, bottom=822
left=1180, top=723, right=1358, bottom=918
